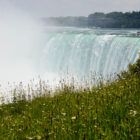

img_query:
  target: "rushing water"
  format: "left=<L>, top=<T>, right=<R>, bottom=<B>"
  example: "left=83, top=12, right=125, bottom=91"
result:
left=39, top=27, right=140, bottom=78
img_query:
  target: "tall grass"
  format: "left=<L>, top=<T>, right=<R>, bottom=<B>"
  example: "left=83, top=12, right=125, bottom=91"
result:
left=0, top=56, right=140, bottom=139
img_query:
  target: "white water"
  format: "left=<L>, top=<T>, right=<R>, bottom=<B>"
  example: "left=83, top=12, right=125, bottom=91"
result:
left=39, top=27, right=140, bottom=79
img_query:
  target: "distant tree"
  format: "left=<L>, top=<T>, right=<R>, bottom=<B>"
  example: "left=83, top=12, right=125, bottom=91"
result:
left=43, top=11, right=140, bottom=28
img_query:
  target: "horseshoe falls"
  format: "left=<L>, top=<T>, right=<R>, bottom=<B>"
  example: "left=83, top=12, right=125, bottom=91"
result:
left=39, top=27, right=140, bottom=79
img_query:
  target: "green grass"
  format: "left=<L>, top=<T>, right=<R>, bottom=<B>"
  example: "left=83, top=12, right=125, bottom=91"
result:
left=0, top=57, right=140, bottom=140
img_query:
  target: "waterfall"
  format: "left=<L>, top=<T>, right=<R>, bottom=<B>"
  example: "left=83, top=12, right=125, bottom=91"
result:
left=39, top=27, right=140, bottom=78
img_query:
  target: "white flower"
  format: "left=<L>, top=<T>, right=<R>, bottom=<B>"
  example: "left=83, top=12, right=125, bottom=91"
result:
left=71, top=116, right=76, bottom=120
left=94, top=125, right=97, bottom=128
left=27, top=137, right=33, bottom=140
left=62, top=113, right=66, bottom=116
left=130, top=110, right=137, bottom=116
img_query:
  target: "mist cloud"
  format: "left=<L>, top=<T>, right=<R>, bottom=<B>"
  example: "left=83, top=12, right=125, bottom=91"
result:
left=0, top=0, right=41, bottom=83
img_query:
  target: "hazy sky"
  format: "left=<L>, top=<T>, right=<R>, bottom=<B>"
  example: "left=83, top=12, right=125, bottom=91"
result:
left=1, top=0, right=140, bottom=17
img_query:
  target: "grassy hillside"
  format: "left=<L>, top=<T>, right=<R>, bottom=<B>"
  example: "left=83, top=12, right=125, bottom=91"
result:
left=0, top=57, right=140, bottom=139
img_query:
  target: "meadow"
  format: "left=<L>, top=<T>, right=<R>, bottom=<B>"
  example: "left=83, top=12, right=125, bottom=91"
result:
left=0, top=57, right=140, bottom=140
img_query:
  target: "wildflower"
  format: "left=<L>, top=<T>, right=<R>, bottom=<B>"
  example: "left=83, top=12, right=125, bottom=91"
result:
left=71, top=116, right=76, bottom=120
left=36, top=136, right=41, bottom=139
left=130, top=110, right=137, bottom=116
left=27, top=137, right=33, bottom=140
left=93, top=117, right=97, bottom=121
left=63, top=118, right=66, bottom=121
left=48, top=132, right=54, bottom=135
left=133, top=111, right=137, bottom=116
left=18, top=129, right=22, bottom=131
left=94, top=125, right=97, bottom=128
left=82, top=124, right=86, bottom=127
left=11, top=107, right=14, bottom=109
left=61, top=113, right=66, bottom=116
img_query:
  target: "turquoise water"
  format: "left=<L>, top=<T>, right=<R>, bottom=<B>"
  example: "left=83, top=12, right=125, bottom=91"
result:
left=39, top=27, right=140, bottom=77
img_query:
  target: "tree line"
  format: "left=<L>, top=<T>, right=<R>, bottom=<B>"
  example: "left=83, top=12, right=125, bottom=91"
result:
left=43, top=11, right=140, bottom=28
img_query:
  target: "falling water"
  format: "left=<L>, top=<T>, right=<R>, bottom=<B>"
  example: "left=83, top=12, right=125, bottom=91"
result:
left=39, top=27, right=140, bottom=78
